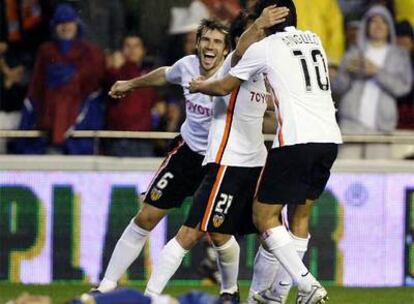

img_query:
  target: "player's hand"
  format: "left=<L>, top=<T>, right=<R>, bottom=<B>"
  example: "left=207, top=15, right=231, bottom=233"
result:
left=109, top=80, right=134, bottom=99
left=189, top=76, right=206, bottom=93
left=255, top=5, right=289, bottom=30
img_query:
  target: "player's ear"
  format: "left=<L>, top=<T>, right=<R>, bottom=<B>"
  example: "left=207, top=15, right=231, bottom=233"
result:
left=224, top=48, right=229, bottom=56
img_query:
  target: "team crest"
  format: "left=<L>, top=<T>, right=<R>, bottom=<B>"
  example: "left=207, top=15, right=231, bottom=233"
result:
left=150, top=188, right=163, bottom=201
left=212, top=214, right=225, bottom=228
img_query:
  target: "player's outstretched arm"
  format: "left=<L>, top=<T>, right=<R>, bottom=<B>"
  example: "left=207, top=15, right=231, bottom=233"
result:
left=109, top=66, right=169, bottom=99
left=232, top=5, right=289, bottom=67
left=189, top=74, right=241, bottom=96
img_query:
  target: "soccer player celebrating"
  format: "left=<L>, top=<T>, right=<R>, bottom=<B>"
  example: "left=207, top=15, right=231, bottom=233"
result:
left=143, top=6, right=289, bottom=303
left=190, top=0, right=343, bottom=303
left=96, top=19, right=231, bottom=293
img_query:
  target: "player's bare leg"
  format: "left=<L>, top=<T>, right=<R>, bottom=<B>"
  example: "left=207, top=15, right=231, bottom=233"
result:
left=134, top=202, right=169, bottom=230
left=289, top=200, right=313, bottom=238
left=252, top=200, right=327, bottom=304
left=97, top=202, right=168, bottom=293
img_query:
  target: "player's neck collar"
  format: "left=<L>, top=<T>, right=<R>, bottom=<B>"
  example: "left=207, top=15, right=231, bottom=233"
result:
left=284, top=26, right=296, bottom=32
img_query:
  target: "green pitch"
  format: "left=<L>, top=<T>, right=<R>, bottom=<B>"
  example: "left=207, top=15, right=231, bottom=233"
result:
left=0, top=283, right=413, bottom=304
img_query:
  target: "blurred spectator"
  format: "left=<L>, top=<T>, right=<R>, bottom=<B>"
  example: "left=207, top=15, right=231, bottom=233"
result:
left=333, top=5, right=412, bottom=158
left=201, top=0, right=242, bottom=23
left=0, top=0, right=56, bottom=64
left=1, top=0, right=42, bottom=48
left=105, top=35, right=165, bottom=157
left=345, top=21, right=361, bottom=50
left=245, top=0, right=258, bottom=11
left=395, top=21, right=414, bottom=129
left=123, top=0, right=141, bottom=35
left=76, top=0, right=125, bottom=51
left=374, top=0, right=395, bottom=17
left=166, top=1, right=209, bottom=64
left=338, top=0, right=370, bottom=18
left=293, top=0, right=345, bottom=65
left=21, top=3, right=105, bottom=152
left=338, top=0, right=395, bottom=21
left=0, top=42, right=27, bottom=153
left=394, top=0, right=414, bottom=27
left=132, top=0, right=193, bottom=56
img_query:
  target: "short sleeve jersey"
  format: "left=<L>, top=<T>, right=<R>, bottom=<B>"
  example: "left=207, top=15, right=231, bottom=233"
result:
left=165, top=55, right=214, bottom=155
left=229, top=27, right=343, bottom=148
left=203, top=52, right=268, bottom=167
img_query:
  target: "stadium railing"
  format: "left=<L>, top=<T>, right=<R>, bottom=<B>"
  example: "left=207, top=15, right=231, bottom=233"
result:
left=0, top=129, right=414, bottom=143
left=0, top=130, right=414, bottom=158
left=0, top=130, right=413, bottom=170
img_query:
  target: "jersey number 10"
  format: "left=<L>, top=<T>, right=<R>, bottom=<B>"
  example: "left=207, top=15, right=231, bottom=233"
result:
left=293, top=49, right=330, bottom=92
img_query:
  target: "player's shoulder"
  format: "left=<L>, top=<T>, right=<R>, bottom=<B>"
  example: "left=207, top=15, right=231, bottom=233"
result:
left=246, top=37, right=270, bottom=54
left=174, top=55, right=199, bottom=68
left=223, top=51, right=234, bottom=68
left=273, top=27, right=320, bottom=40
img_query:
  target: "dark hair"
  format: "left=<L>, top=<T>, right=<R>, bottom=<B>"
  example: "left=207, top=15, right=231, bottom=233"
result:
left=396, top=20, right=413, bottom=38
left=123, top=33, right=144, bottom=45
left=229, top=11, right=256, bottom=49
left=253, top=0, right=297, bottom=34
left=196, top=19, right=231, bottom=51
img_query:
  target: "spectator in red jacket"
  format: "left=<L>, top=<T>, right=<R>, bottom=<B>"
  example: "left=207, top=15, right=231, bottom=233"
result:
left=28, top=3, right=105, bottom=147
left=105, top=35, right=163, bottom=156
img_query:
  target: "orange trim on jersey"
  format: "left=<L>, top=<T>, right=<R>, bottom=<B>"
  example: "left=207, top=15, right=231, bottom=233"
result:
left=254, top=166, right=266, bottom=197
left=215, top=86, right=240, bottom=163
left=201, top=165, right=226, bottom=231
left=277, top=109, right=284, bottom=146
left=143, top=138, right=185, bottom=201
left=265, top=76, right=284, bottom=147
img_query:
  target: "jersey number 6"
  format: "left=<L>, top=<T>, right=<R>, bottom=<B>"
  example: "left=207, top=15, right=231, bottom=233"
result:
left=156, top=172, right=174, bottom=189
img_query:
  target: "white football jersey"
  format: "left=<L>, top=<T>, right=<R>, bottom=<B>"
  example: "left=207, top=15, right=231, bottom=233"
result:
left=204, top=52, right=268, bottom=167
left=165, top=55, right=215, bottom=155
left=229, top=27, right=343, bottom=148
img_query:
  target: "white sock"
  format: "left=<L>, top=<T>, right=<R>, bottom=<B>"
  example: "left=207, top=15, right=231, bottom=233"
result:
left=261, top=226, right=316, bottom=293
left=145, top=237, right=188, bottom=296
left=270, top=233, right=310, bottom=296
left=247, top=245, right=279, bottom=303
left=150, top=295, right=176, bottom=304
left=98, top=219, right=150, bottom=292
left=213, top=236, right=240, bottom=294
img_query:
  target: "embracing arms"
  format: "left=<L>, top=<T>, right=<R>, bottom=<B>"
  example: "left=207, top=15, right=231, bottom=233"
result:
left=109, top=67, right=169, bottom=99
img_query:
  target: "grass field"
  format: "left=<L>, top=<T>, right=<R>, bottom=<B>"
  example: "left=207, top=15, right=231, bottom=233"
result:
left=0, top=284, right=413, bottom=304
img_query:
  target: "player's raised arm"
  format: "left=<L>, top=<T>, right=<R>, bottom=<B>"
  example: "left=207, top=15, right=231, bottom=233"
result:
left=189, top=74, right=241, bottom=96
left=232, top=5, right=289, bottom=67
left=109, top=66, right=169, bottom=99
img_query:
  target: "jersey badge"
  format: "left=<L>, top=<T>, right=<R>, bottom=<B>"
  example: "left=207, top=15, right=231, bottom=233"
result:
left=150, top=188, right=163, bottom=201
left=212, top=213, right=225, bottom=228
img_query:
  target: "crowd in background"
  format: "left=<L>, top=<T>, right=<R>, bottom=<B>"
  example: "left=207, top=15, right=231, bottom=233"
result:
left=0, top=0, right=413, bottom=156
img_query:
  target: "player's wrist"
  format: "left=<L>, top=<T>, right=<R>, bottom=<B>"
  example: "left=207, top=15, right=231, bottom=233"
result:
left=253, top=18, right=266, bottom=31
left=127, top=80, right=137, bottom=90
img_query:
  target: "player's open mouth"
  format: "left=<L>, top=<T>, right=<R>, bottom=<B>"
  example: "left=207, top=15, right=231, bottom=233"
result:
left=203, top=52, right=216, bottom=65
